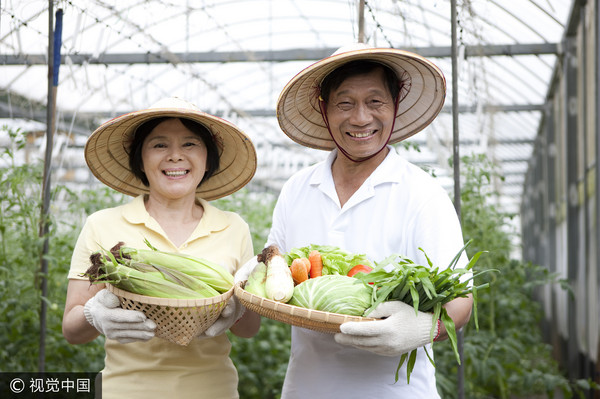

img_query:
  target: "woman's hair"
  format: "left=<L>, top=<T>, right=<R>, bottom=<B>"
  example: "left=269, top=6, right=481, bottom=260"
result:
left=128, top=117, right=220, bottom=187
left=319, top=60, right=400, bottom=104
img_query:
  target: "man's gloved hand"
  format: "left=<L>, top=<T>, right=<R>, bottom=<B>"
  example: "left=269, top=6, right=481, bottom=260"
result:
left=334, top=301, right=439, bottom=356
left=234, top=256, right=258, bottom=285
left=199, top=296, right=246, bottom=338
left=83, top=289, right=156, bottom=344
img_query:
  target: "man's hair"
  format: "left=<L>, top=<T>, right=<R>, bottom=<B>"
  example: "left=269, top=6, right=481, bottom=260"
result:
left=128, top=117, right=220, bottom=187
left=319, top=60, right=400, bottom=103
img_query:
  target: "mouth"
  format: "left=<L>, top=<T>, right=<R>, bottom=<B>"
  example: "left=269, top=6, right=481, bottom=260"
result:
left=163, top=169, right=189, bottom=177
left=346, top=130, right=377, bottom=138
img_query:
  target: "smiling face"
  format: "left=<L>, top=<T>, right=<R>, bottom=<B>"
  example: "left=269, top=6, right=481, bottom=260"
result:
left=324, top=67, right=396, bottom=161
left=140, top=118, right=208, bottom=201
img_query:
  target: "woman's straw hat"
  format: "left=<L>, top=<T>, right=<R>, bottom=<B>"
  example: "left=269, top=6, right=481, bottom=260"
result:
left=85, top=97, right=257, bottom=201
left=276, top=44, right=446, bottom=150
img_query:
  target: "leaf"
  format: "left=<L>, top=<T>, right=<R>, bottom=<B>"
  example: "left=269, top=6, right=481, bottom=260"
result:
left=472, top=285, right=479, bottom=331
left=395, top=352, right=408, bottom=383
left=405, top=349, right=418, bottom=383
left=441, top=308, right=460, bottom=364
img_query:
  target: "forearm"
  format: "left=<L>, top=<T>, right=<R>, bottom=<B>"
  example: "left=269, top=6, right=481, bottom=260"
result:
left=229, top=309, right=260, bottom=338
left=435, top=294, right=473, bottom=342
left=62, top=280, right=103, bottom=344
left=62, top=305, right=101, bottom=344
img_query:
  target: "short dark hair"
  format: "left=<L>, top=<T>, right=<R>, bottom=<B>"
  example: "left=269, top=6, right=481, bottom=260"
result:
left=128, top=117, right=220, bottom=188
left=319, top=60, right=400, bottom=104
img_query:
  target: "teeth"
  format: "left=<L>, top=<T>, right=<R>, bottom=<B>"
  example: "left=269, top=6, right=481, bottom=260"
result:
left=164, top=170, right=188, bottom=176
left=348, top=131, right=374, bottom=138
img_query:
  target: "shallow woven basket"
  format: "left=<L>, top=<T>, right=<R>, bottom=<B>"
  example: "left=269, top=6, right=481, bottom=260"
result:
left=107, top=284, right=233, bottom=346
left=234, top=281, right=376, bottom=334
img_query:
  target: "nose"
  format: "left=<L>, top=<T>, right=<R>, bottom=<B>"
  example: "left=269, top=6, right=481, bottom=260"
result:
left=349, top=103, right=372, bottom=126
left=167, top=147, right=184, bottom=161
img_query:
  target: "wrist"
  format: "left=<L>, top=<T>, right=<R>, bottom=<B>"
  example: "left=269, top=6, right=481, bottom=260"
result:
left=83, top=299, right=96, bottom=328
left=433, top=318, right=441, bottom=342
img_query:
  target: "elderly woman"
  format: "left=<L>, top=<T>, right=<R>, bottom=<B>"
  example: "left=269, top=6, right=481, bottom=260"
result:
left=62, top=97, right=260, bottom=399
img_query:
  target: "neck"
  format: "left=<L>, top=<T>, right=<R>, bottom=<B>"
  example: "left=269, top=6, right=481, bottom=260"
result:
left=333, top=146, right=389, bottom=178
left=144, top=193, right=202, bottom=223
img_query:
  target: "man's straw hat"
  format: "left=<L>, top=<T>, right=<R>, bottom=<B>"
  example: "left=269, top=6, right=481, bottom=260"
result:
left=276, top=44, right=446, bottom=150
left=85, top=97, right=257, bottom=200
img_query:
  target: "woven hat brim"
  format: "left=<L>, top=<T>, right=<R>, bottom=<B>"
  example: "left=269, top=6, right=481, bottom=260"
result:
left=276, top=48, right=446, bottom=150
left=85, top=108, right=257, bottom=200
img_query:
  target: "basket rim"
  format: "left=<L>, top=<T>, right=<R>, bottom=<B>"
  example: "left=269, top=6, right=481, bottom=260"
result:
left=234, top=281, right=376, bottom=330
left=107, top=283, right=234, bottom=307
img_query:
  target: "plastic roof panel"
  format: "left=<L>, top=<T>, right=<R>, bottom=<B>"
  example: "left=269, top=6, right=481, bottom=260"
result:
left=1, top=0, right=576, bottom=226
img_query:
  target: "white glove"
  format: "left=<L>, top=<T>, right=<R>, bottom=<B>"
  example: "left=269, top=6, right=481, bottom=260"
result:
left=234, top=256, right=258, bottom=284
left=198, top=296, right=246, bottom=338
left=334, top=301, right=439, bottom=356
left=83, top=289, right=156, bottom=344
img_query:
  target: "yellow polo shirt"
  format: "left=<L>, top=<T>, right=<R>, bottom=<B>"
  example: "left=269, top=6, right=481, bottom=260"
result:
left=68, top=195, right=253, bottom=399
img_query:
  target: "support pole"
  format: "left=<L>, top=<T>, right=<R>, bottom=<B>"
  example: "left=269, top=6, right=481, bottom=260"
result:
left=358, top=0, right=365, bottom=43
left=450, top=0, right=464, bottom=397
left=38, top=4, right=63, bottom=372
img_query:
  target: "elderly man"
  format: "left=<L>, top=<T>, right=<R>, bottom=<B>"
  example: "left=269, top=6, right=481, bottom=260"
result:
left=243, top=44, right=473, bottom=398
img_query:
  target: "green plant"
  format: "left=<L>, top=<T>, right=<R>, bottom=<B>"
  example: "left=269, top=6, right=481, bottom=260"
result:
left=433, top=154, right=593, bottom=398
left=214, top=189, right=276, bottom=255
left=0, top=127, right=117, bottom=372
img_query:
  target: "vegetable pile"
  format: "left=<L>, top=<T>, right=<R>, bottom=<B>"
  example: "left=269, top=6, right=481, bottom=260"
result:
left=243, top=242, right=490, bottom=383
left=244, top=244, right=375, bottom=313
left=83, top=241, right=234, bottom=299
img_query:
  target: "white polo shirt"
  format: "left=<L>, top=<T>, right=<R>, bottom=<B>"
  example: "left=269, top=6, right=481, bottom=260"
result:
left=267, top=147, right=468, bottom=399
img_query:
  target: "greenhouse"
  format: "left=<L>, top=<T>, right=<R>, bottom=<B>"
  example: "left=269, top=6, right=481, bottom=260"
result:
left=1, top=0, right=599, bottom=398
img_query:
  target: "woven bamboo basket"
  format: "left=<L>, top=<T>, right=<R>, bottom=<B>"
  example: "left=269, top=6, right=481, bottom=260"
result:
left=234, top=281, right=376, bottom=334
left=107, top=284, right=233, bottom=346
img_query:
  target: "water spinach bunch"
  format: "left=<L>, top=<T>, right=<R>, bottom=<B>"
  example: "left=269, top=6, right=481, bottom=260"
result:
left=353, top=241, right=492, bottom=383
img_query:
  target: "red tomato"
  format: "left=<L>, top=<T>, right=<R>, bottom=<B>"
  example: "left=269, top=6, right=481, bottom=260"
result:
left=347, top=264, right=373, bottom=277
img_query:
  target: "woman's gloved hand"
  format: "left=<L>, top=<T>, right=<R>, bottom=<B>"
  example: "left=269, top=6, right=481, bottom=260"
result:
left=234, top=256, right=258, bottom=285
left=83, top=289, right=156, bottom=344
left=198, top=296, right=245, bottom=338
left=334, top=301, right=439, bottom=356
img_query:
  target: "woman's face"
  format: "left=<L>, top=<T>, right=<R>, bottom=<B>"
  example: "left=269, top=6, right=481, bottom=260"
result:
left=141, top=118, right=208, bottom=201
left=325, top=67, right=395, bottom=160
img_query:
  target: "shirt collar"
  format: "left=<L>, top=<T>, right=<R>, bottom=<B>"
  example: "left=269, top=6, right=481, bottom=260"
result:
left=310, top=146, right=404, bottom=187
left=122, top=195, right=230, bottom=239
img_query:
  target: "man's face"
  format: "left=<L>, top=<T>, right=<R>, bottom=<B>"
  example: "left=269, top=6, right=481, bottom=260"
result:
left=325, top=67, right=395, bottom=160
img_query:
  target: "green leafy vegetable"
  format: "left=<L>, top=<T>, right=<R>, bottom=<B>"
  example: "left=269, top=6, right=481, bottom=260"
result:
left=353, top=241, right=494, bottom=382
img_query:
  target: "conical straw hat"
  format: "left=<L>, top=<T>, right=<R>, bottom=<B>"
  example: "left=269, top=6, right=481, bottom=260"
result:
left=85, top=97, right=257, bottom=200
left=277, top=44, right=446, bottom=150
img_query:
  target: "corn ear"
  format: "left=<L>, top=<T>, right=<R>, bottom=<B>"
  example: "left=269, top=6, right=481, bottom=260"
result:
left=98, top=263, right=212, bottom=299
left=120, top=247, right=233, bottom=293
left=128, top=262, right=220, bottom=297
left=83, top=242, right=224, bottom=299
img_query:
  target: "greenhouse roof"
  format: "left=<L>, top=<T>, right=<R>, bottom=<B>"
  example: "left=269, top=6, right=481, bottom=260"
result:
left=1, top=0, right=576, bottom=230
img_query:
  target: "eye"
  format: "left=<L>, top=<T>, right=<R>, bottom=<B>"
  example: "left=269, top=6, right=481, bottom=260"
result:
left=153, top=143, right=167, bottom=148
left=337, top=101, right=353, bottom=111
left=368, top=98, right=387, bottom=109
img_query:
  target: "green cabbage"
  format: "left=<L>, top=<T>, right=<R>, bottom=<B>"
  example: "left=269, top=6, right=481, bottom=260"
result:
left=289, top=275, right=373, bottom=316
